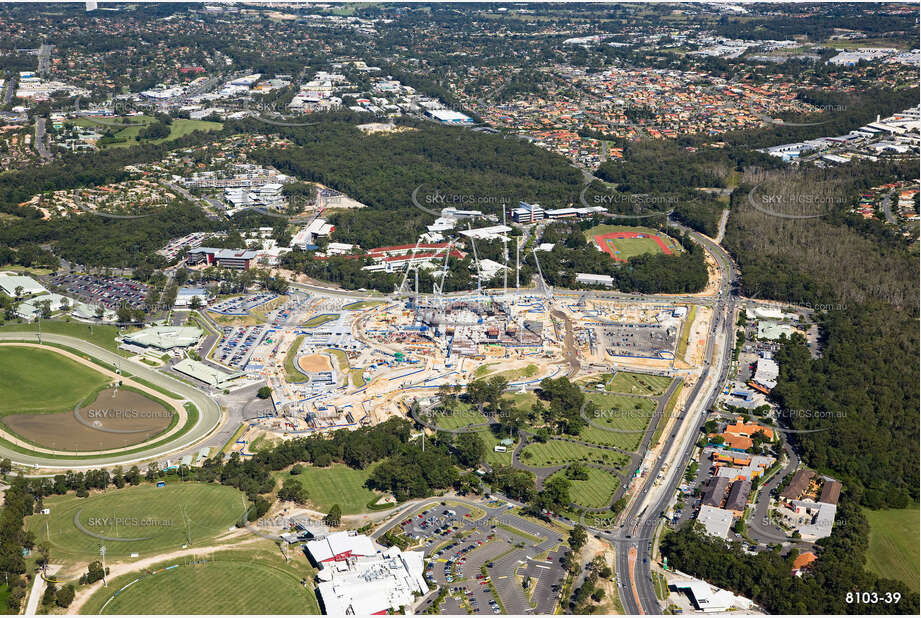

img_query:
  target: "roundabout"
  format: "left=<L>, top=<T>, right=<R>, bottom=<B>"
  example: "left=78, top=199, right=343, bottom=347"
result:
left=0, top=333, right=223, bottom=469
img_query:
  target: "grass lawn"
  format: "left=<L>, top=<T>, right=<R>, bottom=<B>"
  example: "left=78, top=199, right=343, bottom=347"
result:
left=325, top=348, right=349, bottom=375
left=864, top=506, right=920, bottom=592
left=25, top=483, right=245, bottom=562
left=491, top=363, right=539, bottom=382
left=502, top=390, right=538, bottom=410
left=606, top=371, right=673, bottom=396
left=519, top=440, right=627, bottom=468
left=675, top=306, right=697, bottom=361
left=0, top=346, right=110, bottom=417
left=549, top=467, right=619, bottom=509
left=654, top=384, right=683, bottom=445
left=433, top=407, right=490, bottom=430
left=585, top=393, right=657, bottom=432
left=277, top=463, right=383, bottom=514
left=283, top=335, right=308, bottom=383
left=77, top=116, right=223, bottom=149
left=303, top=313, right=339, bottom=328
left=473, top=362, right=500, bottom=378
left=0, top=319, right=126, bottom=354
left=579, top=424, right=642, bottom=452
left=342, top=300, right=384, bottom=311
left=478, top=428, right=517, bottom=467
left=80, top=548, right=319, bottom=615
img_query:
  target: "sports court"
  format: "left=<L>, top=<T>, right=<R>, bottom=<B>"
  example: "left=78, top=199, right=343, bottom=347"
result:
left=593, top=230, right=673, bottom=262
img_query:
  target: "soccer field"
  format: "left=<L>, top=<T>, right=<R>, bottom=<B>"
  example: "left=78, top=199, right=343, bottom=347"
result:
left=26, top=483, right=245, bottom=562
left=81, top=550, right=320, bottom=615
left=0, top=346, right=110, bottom=417
left=864, top=506, right=920, bottom=592
left=276, top=463, right=385, bottom=514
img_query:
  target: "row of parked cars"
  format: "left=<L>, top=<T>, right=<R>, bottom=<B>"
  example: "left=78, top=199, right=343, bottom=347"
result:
left=50, top=273, right=149, bottom=310
left=216, top=325, right=264, bottom=368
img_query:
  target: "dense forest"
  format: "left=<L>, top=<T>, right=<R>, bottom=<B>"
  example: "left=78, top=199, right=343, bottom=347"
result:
left=723, top=160, right=919, bottom=507
left=244, top=118, right=585, bottom=246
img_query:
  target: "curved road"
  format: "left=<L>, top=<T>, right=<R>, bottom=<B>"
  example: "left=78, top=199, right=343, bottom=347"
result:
left=0, top=332, right=222, bottom=469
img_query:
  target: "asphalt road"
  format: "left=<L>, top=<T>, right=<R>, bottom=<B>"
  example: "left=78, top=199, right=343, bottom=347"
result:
left=605, top=222, right=739, bottom=614
left=35, top=117, right=51, bottom=160
left=0, top=332, right=222, bottom=469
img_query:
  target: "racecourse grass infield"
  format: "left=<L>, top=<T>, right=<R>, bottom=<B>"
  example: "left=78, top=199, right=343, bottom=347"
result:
left=0, top=320, right=128, bottom=354
left=2, top=385, right=174, bottom=451
left=26, top=483, right=246, bottom=562
left=585, top=224, right=679, bottom=262
left=0, top=346, right=110, bottom=418
left=548, top=467, right=620, bottom=509
left=274, top=462, right=385, bottom=514
left=80, top=550, right=319, bottom=615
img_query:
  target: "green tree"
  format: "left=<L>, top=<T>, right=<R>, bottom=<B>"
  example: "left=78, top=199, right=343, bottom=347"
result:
left=325, top=504, right=342, bottom=527
left=568, top=524, right=588, bottom=553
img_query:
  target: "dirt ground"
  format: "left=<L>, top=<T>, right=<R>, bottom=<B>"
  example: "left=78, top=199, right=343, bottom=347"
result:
left=297, top=353, right=333, bottom=373
left=2, top=387, right=174, bottom=451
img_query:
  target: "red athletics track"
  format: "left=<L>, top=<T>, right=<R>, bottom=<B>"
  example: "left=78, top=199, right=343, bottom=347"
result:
left=593, top=231, right=672, bottom=262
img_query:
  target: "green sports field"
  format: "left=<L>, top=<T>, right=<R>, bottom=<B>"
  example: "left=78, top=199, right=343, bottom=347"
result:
left=26, top=483, right=245, bottom=562
left=80, top=550, right=320, bottom=615
left=549, top=467, right=620, bottom=509
left=584, top=224, right=680, bottom=260
left=276, top=463, right=385, bottom=514
left=864, top=506, right=920, bottom=592
left=0, top=346, right=110, bottom=417
left=519, top=440, right=627, bottom=468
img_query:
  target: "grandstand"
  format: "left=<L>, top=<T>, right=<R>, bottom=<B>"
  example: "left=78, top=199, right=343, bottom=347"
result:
left=121, top=326, right=203, bottom=351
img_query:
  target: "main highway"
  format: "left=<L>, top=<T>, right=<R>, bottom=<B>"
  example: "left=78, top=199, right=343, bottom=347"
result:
left=0, top=332, right=223, bottom=470
left=605, top=221, right=739, bottom=614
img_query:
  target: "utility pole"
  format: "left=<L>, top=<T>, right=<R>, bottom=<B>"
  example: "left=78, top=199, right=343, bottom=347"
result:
left=515, top=236, right=521, bottom=300
left=100, top=545, right=107, bottom=587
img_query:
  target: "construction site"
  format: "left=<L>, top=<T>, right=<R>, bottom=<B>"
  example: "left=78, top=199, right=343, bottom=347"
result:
left=219, top=225, right=708, bottom=452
